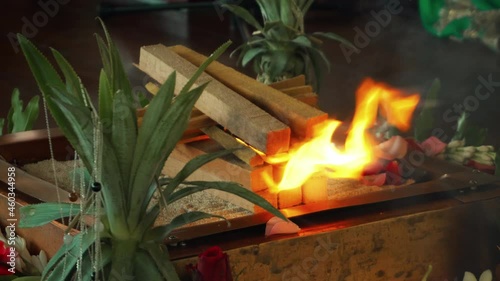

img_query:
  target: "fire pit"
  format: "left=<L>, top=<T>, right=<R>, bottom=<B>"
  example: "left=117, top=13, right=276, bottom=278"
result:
left=1, top=43, right=499, bottom=280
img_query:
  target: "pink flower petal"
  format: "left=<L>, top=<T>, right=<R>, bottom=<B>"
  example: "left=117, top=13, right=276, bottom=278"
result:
left=361, top=173, right=387, bottom=186
left=265, top=217, right=300, bottom=236
left=420, top=136, right=447, bottom=156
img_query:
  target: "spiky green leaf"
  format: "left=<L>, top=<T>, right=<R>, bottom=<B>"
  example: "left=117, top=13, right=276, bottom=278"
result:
left=128, top=82, right=209, bottom=227
left=51, top=48, right=87, bottom=105
left=133, top=249, right=165, bottom=280
left=111, top=89, right=137, bottom=193
left=11, top=95, right=39, bottom=134
left=222, top=4, right=263, bottom=31
left=17, top=35, right=66, bottom=98
left=163, top=149, right=237, bottom=199
left=142, top=243, right=181, bottom=281
left=42, top=229, right=96, bottom=281
left=414, top=79, right=440, bottom=142
left=19, top=202, right=80, bottom=228
left=313, top=32, right=358, bottom=51
left=80, top=244, right=112, bottom=281
left=98, top=69, right=113, bottom=130
left=242, top=47, right=266, bottom=67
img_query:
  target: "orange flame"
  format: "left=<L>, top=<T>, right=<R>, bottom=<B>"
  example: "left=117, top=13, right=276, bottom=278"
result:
left=264, top=78, right=420, bottom=192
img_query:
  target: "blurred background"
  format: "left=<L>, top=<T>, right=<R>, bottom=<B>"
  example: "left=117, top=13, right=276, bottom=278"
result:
left=0, top=0, right=499, bottom=147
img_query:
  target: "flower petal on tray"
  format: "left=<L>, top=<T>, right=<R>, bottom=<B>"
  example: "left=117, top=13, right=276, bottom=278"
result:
left=421, top=136, right=447, bottom=156
left=361, top=173, right=387, bottom=186
left=265, top=217, right=300, bottom=237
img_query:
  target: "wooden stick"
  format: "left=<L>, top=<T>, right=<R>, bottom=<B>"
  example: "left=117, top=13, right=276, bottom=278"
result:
left=139, top=44, right=291, bottom=155
left=273, top=164, right=303, bottom=209
left=281, top=85, right=314, bottom=96
left=269, top=75, right=306, bottom=90
left=301, top=171, right=328, bottom=204
left=168, top=45, right=328, bottom=139
left=200, top=126, right=264, bottom=167
left=163, top=140, right=271, bottom=192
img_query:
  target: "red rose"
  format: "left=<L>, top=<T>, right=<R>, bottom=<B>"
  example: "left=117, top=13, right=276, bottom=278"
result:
left=187, top=246, right=233, bottom=281
left=0, top=240, right=14, bottom=275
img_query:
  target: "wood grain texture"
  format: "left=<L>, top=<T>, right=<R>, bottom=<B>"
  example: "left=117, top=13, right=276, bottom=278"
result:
left=269, top=75, right=306, bottom=90
left=139, top=44, right=290, bottom=155
left=168, top=45, right=328, bottom=139
left=162, top=140, right=272, bottom=193
left=200, top=126, right=264, bottom=167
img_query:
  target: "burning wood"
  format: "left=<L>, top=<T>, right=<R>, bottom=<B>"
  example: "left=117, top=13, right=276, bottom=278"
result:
left=137, top=44, right=422, bottom=214
left=168, top=45, right=328, bottom=139
left=139, top=44, right=291, bottom=155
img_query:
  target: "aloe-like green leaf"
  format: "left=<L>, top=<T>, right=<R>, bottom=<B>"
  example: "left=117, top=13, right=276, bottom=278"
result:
left=95, top=34, right=112, bottom=79
left=280, top=0, right=294, bottom=27
left=292, top=35, right=313, bottom=48
left=450, top=112, right=487, bottom=145
left=133, top=249, right=165, bottom=280
left=111, top=89, right=137, bottom=193
left=19, top=203, right=80, bottom=228
left=43, top=229, right=96, bottom=281
left=163, top=149, right=237, bottom=199
left=7, top=89, right=21, bottom=133
left=242, top=47, right=267, bottom=67
left=300, top=0, right=314, bottom=14
left=256, top=0, right=280, bottom=22
left=98, top=69, right=113, bottom=134
left=131, top=72, right=176, bottom=203
left=222, top=4, right=263, bottom=31
left=179, top=41, right=231, bottom=96
left=44, top=96, right=94, bottom=173
left=134, top=204, right=161, bottom=238
left=268, top=51, right=289, bottom=81
left=128, top=82, right=209, bottom=228
left=137, top=91, right=150, bottom=108
left=80, top=244, right=112, bottom=281
left=51, top=48, right=86, bottom=105
left=96, top=18, right=133, bottom=103
left=17, top=35, right=66, bottom=99
left=313, top=32, right=358, bottom=51
left=142, top=243, right=181, bottom=281
left=11, top=95, right=40, bottom=133
left=169, top=181, right=286, bottom=221
left=414, top=79, right=440, bottom=141
left=145, top=211, right=228, bottom=242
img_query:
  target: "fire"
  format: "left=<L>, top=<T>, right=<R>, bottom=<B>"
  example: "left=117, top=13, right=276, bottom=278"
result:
left=264, top=78, right=420, bottom=192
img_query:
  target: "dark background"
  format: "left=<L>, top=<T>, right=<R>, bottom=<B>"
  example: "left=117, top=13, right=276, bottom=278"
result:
left=0, top=0, right=499, bottom=147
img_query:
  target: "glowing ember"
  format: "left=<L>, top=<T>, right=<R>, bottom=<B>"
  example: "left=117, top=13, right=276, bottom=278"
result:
left=264, top=78, right=420, bottom=192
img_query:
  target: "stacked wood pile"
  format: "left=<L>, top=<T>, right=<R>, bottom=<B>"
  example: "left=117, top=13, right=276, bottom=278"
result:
left=137, top=44, right=329, bottom=211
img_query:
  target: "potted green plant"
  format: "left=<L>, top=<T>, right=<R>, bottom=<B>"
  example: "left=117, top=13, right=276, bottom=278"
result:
left=15, top=20, right=285, bottom=281
left=223, top=0, right=357, bottom=90
left=0, top=89, right=39, bottom=136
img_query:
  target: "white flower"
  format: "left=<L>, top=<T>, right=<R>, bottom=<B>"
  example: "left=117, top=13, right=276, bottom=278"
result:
left=463, top=270, right=492, bottom=281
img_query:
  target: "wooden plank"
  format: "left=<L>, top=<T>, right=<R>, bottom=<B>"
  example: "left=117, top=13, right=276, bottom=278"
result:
left=168, top=45, right=328, bottom=139
left=200, top=126, right=264, bottom=167
left=281, top=85, right=314, bottom=96
left=301, top=171, right=328, bottom=204
left=139, top=44, right=291, bottom=155
left=268, top=75, right=306, bottom=90
left=162, top=140, right=271, bottom=193
left=273, top=164, right=303, bottom=208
